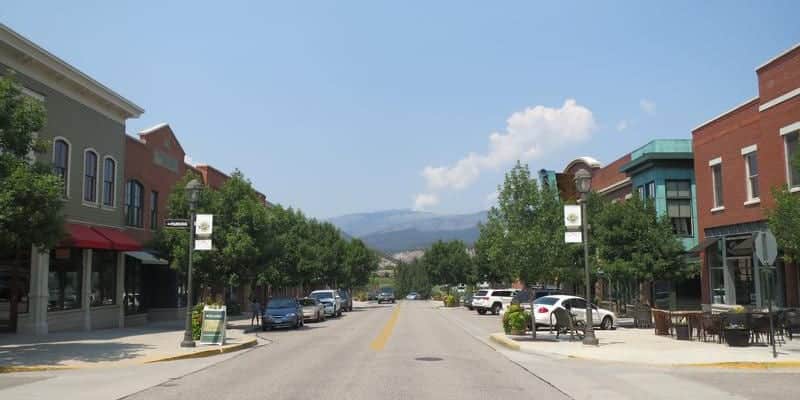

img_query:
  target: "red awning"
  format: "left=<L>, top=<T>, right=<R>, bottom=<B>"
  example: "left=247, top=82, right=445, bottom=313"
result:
left=92, top=227, right=142, bottom=251
left=62, top=223, right=114, bottom=249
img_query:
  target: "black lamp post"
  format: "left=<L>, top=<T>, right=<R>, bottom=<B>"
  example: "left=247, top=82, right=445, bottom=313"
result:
left=180, top=178, right=202, bottom=348
left=574, top=168, right=598, bottom=346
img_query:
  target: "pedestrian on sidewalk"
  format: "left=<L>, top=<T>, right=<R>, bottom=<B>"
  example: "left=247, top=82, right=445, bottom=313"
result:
left=250, top=297, right=261, bottom=327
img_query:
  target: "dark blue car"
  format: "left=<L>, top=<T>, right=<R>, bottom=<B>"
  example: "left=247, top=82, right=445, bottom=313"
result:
left=262, top=297, right=304, bottom=331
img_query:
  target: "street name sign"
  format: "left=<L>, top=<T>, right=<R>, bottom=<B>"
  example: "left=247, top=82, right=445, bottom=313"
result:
left=164, top=219, right=189, bottom=229
left=199, top=305, right=226, bottom=346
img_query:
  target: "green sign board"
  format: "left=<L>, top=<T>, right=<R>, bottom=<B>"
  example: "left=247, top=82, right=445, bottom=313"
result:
left=199, top=305, right=227, bottom=346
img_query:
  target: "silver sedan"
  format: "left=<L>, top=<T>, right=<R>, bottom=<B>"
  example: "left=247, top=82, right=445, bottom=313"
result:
left=299, top=297, right=326, bottom=322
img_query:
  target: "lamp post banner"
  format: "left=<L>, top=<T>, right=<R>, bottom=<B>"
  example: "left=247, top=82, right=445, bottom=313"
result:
left=195, top=214, right=213, bottom=237
left=564, top=205, right=582, bottom=229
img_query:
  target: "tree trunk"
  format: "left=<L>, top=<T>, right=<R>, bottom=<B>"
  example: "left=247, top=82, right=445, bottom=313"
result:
left=639, top=280, right=652, bottom=306
left=8, top=247, right=22, bottom=333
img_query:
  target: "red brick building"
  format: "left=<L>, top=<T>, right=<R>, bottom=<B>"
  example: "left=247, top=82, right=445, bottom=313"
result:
left=692, top=43, right=800, bottom=308
left=562, top=155, right=633, bottom=202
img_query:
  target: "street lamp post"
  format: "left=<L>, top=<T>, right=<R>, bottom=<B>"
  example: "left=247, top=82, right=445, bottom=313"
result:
left=180, top=179, right=203, bottom=348
left=574, top=168, right=598, bottom=346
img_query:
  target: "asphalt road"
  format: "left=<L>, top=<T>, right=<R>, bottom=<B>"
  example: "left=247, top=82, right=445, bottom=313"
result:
left=4, top=301, right=800, bottom=400
left=126, top=300, right=570, bottom=400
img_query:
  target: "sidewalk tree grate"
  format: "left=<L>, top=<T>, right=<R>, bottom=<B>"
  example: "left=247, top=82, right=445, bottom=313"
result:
left=415, top=357, right=443, bottom=362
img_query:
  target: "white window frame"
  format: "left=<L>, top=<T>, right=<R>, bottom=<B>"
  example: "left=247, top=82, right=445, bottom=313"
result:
left=82, top=148, right=100, bottom=206
left=51, top=136, right=72, bottom=199
left=741, top=145, right=760, bottom=203
left=101, top=155, right=118, bottom=209
left=710, top=159, right=724, bottom=211
left=781, top=122, right=800, bottom=192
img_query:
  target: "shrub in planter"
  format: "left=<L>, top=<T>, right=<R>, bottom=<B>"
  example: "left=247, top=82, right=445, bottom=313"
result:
left=508, top=312, right=529, bottom=335
left=502, top=305, right=526, bottom=334
left=191, top=302, right=205, bottom=340
left=443, top=294, right=458, bottom=307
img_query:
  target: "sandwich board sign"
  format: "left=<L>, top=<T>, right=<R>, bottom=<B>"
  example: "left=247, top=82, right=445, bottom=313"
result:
left=199, top=305, right=226, bottom=346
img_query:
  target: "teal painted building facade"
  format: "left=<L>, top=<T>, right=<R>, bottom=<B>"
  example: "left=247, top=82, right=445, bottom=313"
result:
left=620, top=139, right=701, bottom=309
left=620, top=139, right=699, bottom=250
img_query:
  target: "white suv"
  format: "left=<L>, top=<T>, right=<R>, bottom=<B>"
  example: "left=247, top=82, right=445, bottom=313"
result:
left=472, top=289, right=519, bottom=315
left=309, top=290, right=342, bottom=317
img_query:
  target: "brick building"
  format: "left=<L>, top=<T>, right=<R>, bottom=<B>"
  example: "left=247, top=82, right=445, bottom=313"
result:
left=692, top=43, right=800, bottom=308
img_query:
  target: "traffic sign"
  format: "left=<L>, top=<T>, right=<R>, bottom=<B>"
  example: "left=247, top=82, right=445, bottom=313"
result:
left=755, top=231, right=778, bottom=266
left=165, top=219, right=189, bottom=229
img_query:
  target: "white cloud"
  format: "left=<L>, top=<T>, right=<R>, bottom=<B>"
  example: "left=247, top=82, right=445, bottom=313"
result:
left=616, top=120, right=629, bottom=132
left=421, top=99, right=596, bottom=191
left=639, top=99, right=656, bottom=115
left=413, top=193, right=439, bottom=211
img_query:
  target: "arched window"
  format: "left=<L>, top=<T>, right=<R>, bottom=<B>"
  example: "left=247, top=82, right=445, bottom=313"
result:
left=103, top=157, right=116, bottom=207
left=125, top=180, right=144, bottom=227
left=83, top=150, right=98, bottom=203
left=53, top=138, right=69, bottom=196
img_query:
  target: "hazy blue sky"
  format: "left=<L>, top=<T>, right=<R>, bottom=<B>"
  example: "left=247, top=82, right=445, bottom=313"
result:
left=3, top=1, right=799, bottom=218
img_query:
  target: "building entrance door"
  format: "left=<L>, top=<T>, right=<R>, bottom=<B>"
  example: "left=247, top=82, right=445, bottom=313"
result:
left=727, top=257, right=755, bottom=305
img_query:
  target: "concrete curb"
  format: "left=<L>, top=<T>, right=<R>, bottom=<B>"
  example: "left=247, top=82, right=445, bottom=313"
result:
left=0, top=365, right=76, bottom=374
left=489, top=333, right=800, bottom=370
left=0, top=338, right=259, bottom=374
left=145, top=338, right=258, bottom=363
left=489, top=333, right=521, bottom=351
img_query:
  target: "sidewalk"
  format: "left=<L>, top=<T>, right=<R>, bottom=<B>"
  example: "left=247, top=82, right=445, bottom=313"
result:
left=0, top=317, right=261, bottom=372
left=490, top=327, right=800, bottom=368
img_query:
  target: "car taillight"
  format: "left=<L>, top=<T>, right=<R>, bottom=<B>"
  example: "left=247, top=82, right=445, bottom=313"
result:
left=537, top=307, right=549, bottom=313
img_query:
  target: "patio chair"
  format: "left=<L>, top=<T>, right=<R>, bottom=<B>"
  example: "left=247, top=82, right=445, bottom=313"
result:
left=700, top=313, right=723, bottom=343
left=783, top=309, right=800, bottom=340
left=749, top=313, right=771, bottom=344
left=652, top=309, right=672, bottom=336
left=634, top=304, right=653, bottom=329
left=551, top=307, right=584, bottom=341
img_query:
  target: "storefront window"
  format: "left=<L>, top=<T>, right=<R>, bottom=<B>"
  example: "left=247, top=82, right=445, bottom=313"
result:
left=49, top=248, right=83, bottom=311
left=91, top=250, right=116, bottom=306
left=124, top=257, right=144, bottom=314
left=726, top=235, right=755, bottom=306
left=0, top=249, right=31, bottom=321
left=708, top=239, right=725, bottom=304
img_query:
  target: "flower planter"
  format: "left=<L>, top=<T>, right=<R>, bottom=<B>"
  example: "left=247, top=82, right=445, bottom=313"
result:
left=674, top=325, right=691, bottom=341
left=724, top=328, right=750, bottom=347
left=509, top=329, right=524, bottom=336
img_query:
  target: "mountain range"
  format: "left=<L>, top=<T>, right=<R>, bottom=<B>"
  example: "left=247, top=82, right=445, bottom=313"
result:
left=328, top=209, right=487, bottom=254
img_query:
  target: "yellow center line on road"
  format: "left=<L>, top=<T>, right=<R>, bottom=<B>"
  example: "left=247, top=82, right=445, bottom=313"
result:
left=370, top=304, right=402, bottom=351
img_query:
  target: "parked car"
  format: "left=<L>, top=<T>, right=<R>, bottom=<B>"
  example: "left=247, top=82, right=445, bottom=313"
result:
left=406, top=292, right=419, bottom=300
left=511, top=288, right=563, bottom=312
left=262, top=297, right=304, bottom=330
left=299, top=297, right=325, bottom=322
left=377, top=287, right=395, bottom=304
left=309, top=289, right=342, bottom=317
left=367, top=291, right=378, bottom=301
left=463, top=293, right=474, bottom=310
left=338, top=289, right=353, bottom=312
left=472, top=289, right=519, bottom=315
left=532, top=295, right=616, bottom=330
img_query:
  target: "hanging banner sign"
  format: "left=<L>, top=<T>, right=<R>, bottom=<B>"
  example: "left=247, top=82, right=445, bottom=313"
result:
left=565, top=231, right=582, bottom=243
left=564, top=205, right=582, bottom=229
left=195, top=214, right=213, bottom=237
left=195, top=239, right=213, bottom=251
left=199, top=305, right=227, bottom=346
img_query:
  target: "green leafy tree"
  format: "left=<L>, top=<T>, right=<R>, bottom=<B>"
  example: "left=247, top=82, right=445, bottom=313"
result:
left=592, top=195, right=690, bottom=303
left=475, top=161, right=572, bottom=288
left=768, top=153, right=800, bottom=263
left=424, top=240, right=472, bottom=286
left=0, top=74, right=64, bottom=331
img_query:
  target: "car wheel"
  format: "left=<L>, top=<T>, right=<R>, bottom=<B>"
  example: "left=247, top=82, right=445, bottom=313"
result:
left=491, top=303, right=501, bottom=315
left=477, top=309, right=486, bottom=315
left=601, top=316, right=613, bottom=330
